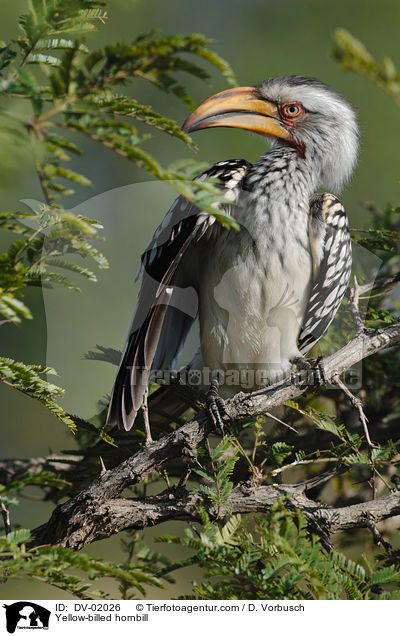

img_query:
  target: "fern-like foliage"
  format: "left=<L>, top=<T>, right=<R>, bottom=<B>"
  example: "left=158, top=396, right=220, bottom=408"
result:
left=0, top=206, right=107, bottom=323
left=0, top=0, right=236, bottom=426
left=0, top=358, right=75, bottom=429
left=193, top=437, right=239, bottom=516
left=1, top=469, right=172, bottom=598
left=0, top=528, right=168, bottom=599
left=157, top=503, right=400, bottom=600
left=1, top=0, right=237, bottom=215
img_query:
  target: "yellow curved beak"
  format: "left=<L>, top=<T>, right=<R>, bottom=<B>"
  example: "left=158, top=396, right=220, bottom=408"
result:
left=182, top=86, right=290, bottom=140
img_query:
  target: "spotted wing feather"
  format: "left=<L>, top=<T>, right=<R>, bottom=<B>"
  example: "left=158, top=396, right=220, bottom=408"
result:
left=298, top=193, right=352, bottom=354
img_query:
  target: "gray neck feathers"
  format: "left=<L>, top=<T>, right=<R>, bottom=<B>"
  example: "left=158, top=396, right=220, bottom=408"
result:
left=239, top=147, right=313, bottom=252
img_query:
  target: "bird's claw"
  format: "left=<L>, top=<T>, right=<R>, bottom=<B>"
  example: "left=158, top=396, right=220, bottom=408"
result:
left=292, top=356, right=326, bottom=391
left=206, top=377, right=231, bottom=435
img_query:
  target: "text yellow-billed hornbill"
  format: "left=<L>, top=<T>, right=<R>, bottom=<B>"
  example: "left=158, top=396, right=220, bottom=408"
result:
left=107, top=76, right=358, bottom=439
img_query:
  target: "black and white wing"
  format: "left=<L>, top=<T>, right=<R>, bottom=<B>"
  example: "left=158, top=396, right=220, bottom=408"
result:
left=298, top=193, right=352, bottom=354
left=107, top=159, right=251, bottom=430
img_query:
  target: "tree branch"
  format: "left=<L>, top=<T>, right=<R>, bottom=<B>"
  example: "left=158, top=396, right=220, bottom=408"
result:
left=30, top=481, right=400, bottom=549
left=0, top=456, right=81, bottom=486
left=358, top=272, right=400, bottom=297
left=25, top=323, right=400, bottom=549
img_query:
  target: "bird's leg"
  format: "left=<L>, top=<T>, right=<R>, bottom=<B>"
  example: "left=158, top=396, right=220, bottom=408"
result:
left=291, top=355, right=326, bottom=390
left=206, top=371, right=231, bottom=436
left=140, top=386, right=153, bottom=445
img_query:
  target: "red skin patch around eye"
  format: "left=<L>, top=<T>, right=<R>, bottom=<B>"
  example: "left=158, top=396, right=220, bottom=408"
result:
left=280, top=102, right=305, bottom=125
left=279, top=102, right=306, bottom=156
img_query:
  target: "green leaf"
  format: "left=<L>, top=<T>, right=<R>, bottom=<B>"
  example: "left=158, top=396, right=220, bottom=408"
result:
left=0, top=291, right=32, bottom=323
left=0, top=357, right=76, bottom=430
left=44, top=165, right=93, bottom=187
left=28, top=53, right=62, bottom=67
left=0, top=526, right=167, bottom=600
left=37, top=38, right=89, bottom=54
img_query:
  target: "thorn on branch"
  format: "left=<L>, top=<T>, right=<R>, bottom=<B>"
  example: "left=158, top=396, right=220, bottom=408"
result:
left=99, top=456, right=106, bottom=474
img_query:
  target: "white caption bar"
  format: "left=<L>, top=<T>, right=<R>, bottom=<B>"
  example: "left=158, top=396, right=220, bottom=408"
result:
left=0, top=599, right=390, bottom=635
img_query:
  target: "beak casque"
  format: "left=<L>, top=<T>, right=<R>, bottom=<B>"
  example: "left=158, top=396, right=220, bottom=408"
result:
left=182, top=86, right=290, bottom=140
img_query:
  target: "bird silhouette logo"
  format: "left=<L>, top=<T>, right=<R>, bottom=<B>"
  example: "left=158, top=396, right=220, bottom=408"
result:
left=3, top=602, right=50, bottom=634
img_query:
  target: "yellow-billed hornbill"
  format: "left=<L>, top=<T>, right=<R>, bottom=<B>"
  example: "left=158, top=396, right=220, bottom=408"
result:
left=107, top=75, right=358, bottom=436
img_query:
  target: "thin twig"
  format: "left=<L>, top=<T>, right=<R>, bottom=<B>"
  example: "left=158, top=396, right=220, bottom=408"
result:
left=271, top=456, right=339, bottom=477
left=158, top=466, right=171, bottom=489
left=177, top=467, right=192, bottom=488
left=230, top=437, right=259, bottom=479
left=332, top=375, right=394, bottom=498
left=333, top=374, right=374, bottom=447
left=358, top=272, right=400, bottom=297
left=265, top=411, right=298, bottom=434
left=347, top=276, right=365, bottom=334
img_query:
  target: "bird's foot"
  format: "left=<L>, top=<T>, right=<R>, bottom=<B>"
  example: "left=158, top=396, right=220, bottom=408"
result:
left=291, top=356, right=326, bottom=391
left=206, top=375, right=231, bottom=436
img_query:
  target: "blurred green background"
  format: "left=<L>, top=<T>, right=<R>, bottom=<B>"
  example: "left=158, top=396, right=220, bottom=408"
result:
left=1, top=0, right=400, bottom=599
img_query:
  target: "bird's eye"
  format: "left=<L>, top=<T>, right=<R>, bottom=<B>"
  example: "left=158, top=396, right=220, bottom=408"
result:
left=281, top=102, right=304, bottom=119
